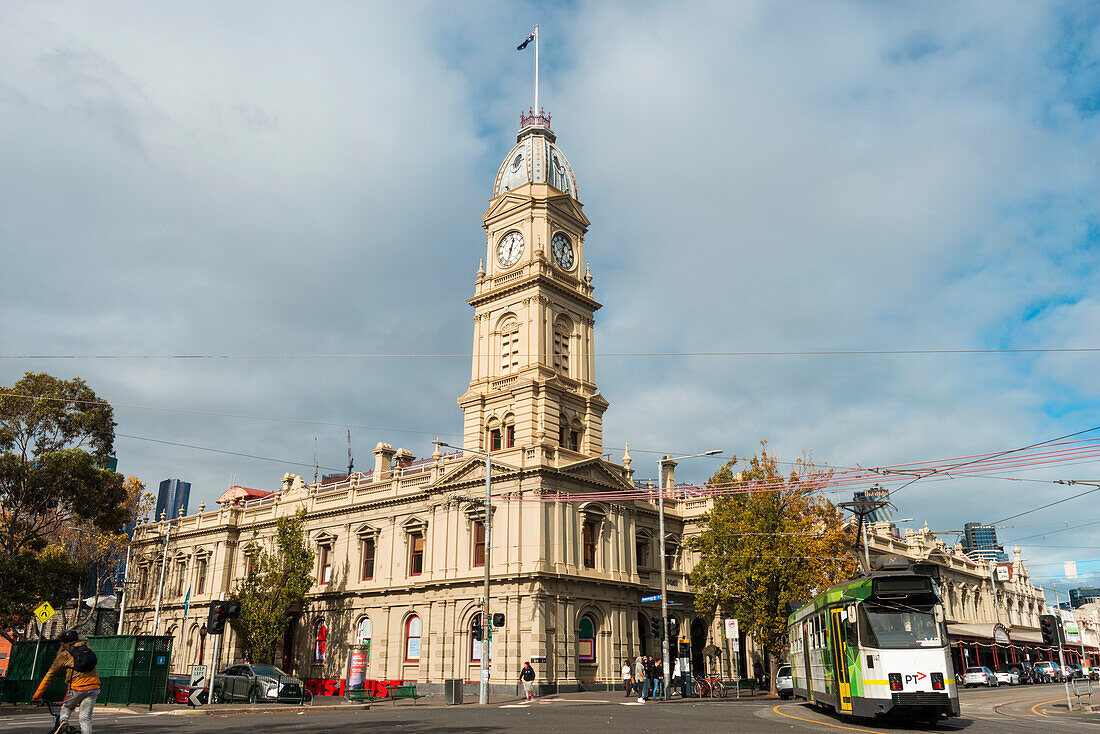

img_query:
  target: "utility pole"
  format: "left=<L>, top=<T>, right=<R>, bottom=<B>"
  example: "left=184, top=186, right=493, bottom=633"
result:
left=1054, top=583, right=1073, bottom=710
left=152, top=520, right=172, bottom=636
left=657, top=450, right=721, bottom=700
left=116, top=543, right=132, bottom=635
left=436, top=440, right=495, bottom=705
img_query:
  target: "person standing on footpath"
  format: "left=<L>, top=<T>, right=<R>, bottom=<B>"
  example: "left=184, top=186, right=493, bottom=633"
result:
left=519, top=661, right=536, bottom=702
left=672, top=657, right=682, bottom=697
left=652, top=658, right=664, bottom=700
left=634, top=655, right=647, bottom=700
left=622, top=659, right=634, bottom=697
left=32, top=630, right=100, bottom=734
left=754, top=660, right=765, bottom=692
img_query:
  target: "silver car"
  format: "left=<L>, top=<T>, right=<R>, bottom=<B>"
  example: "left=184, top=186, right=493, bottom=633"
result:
left=775, top=664, right=794, bottom=699
left=962, top=666, right=997, bottom=687
left=211, top=663, right=305, bottom=704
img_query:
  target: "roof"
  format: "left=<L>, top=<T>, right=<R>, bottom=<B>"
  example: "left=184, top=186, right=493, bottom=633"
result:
left=493, top=123, right=578, bottom=200
left=217, top=486, right=273, bottom=504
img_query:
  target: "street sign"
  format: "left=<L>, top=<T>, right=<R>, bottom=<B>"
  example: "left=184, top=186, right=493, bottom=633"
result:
left=1065, top=561, right=1078, bottom=579
left=188, top=687, right=204, bottom=706
left=33, top=602, right=55, bottom=624
left=724, top=618, right=739, bottom=639
left=189, top=664, right=207, bottom=688
left=641, top=594, right=661, bottom=603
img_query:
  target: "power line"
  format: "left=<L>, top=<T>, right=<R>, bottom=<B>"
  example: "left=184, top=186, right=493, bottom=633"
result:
left=0, top=390, right=462, bottom=439
left=4, top=346, right=1100, bottom=359
left=990, top=482, right=1100, bottom=525
left=116, top=433, right=347, bottom=472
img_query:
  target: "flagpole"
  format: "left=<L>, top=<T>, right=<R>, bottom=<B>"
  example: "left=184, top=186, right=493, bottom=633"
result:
left=534, top=25, right=539, bottom=114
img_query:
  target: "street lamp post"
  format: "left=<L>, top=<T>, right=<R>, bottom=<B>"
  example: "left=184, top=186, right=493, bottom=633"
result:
left=152, top=521, right=173, bottom=636
left=436, top=440, right=496, bottom=705
left=657, top=450, right=722, bottom=700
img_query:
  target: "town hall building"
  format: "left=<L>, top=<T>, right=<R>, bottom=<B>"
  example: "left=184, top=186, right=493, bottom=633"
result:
left=123, top=109, right=737, bottom=695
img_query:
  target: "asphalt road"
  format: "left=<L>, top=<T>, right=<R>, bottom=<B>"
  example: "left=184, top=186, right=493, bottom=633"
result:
left=0, top=683, right=1096, bottom=733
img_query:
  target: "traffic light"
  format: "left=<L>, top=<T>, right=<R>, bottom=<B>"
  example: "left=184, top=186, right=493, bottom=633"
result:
left=208, top=602, right=228, bottom=635
left=472, top=620, right=484, bottom=641
left=1039, top=615, right=1061, bottom=646
left=492, top=612, right=505, bottom=628
left=650, top=615, right=663, bottom=639
left=666, top=617, right=679, bottom=640
left=226, top=601, right=241, bottom=620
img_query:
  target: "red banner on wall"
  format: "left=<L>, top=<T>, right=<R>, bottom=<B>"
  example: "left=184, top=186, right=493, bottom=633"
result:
left=303, top=678, right=404, bottom=697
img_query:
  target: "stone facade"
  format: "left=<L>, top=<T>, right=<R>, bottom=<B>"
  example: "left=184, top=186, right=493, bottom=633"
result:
left=120, top=115, right=740, bottom=694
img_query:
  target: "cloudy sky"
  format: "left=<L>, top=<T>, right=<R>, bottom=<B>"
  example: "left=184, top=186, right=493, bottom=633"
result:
left=3, top=1, right=1099, bottom=594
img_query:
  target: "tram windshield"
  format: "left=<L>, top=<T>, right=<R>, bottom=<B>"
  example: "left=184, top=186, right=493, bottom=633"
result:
left=860, top=603, right=944, bottom=649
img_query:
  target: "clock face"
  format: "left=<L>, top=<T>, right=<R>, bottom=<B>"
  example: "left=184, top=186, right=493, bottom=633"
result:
left=497, top=231, right=524, bottom=268
left=551, top=233, right=575, bottom=270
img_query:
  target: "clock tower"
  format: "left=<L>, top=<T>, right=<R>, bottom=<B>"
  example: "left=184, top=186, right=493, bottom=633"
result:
left=458, top=110, right=608, bottom=460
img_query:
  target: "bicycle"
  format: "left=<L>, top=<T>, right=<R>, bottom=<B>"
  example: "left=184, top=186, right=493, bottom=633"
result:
left=691, top=674, right=728, bottom=698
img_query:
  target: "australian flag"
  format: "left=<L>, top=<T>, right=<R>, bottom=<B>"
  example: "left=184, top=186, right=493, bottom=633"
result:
left=517, top=29, right=535, bottom=50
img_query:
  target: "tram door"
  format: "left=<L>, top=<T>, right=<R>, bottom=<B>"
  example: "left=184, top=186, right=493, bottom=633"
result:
left=801, top=621, right=813, bottom=696
left=829, top=609, right=853, bottom=712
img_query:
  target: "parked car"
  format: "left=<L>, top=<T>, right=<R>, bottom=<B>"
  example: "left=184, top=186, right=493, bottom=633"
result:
left=166, top=674, right=193, bottom=704
left=210, top=663, right=305, bottom=704
left=962, top=666, right=998, bottom=687
left=1005, top=662, right=1034, bottom=684
left=1065, top=664, right=1086, bottom=681
left=1034, top=661, right=1063, bottom=682
left=994, top=669, right=1019, bottom=686
left=775, top=664, right=793, bottom=699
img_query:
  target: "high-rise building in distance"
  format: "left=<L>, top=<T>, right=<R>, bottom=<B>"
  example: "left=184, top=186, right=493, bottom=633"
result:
left=962, top=522, right=1007, bottom=563
left=853, top=485, right=893, bottom=525
left=156, top=478, right=191, bottom=520
left=1069, top=586, right=1100, bottom=608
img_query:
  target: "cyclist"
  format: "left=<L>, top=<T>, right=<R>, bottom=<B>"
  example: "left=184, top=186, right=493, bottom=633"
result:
left=32, top=630, right=100, bottom=734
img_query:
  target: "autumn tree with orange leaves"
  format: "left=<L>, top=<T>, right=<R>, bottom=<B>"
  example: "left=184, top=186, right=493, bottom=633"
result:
left=689, top=442, right=856, bottom=693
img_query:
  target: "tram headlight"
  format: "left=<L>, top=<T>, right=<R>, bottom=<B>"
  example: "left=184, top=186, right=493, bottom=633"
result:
left=931, top=672, right=944, bottom=690
left=888, top=673, right=903, bottom=691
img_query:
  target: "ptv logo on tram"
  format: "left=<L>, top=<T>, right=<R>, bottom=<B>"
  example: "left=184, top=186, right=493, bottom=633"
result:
left=904, top=672, right=928, bottom=685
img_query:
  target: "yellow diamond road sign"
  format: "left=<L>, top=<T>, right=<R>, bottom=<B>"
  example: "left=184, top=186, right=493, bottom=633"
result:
left=34, top=602, right=56, bottom=623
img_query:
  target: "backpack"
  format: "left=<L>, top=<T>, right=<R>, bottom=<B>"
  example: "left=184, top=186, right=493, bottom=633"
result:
left=70, top=645, right=97, bottom=673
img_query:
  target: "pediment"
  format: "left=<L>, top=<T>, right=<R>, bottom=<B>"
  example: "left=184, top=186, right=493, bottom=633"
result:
left=313, top=530, right=338, bottom=546
left=483, top=193, right=534, bottom=223
left=558, top=458, right=635, bottom=489
left=438, top=456, right=518, bottom=486
left=354, top=522, right=380, bottom=539
left=546, top=194, right=590, bottom=227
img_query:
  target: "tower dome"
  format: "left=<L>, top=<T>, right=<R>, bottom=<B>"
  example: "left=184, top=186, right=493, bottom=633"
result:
left=493, top=109, right=578, bottom=200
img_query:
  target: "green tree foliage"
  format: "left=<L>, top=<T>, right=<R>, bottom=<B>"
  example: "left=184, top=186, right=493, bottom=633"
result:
left=0, top=372, right=129, bottom=637
left=689, top=442, right=857, bottom=692
left=230, top=508, right=315, bottom=665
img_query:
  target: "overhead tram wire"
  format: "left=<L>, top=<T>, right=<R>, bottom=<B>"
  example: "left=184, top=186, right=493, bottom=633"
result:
left=5, top=345, right=1100, bottom=359
left=989, top=482, right=1100, bottom=525
left=884, top=425, right=1100, bottom=499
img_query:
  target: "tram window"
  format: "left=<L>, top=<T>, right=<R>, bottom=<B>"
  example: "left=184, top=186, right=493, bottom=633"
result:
left=860, top=603, right=943, bottom=649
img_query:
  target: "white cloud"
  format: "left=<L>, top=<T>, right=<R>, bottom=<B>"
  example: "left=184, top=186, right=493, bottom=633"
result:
left=2, top=1, right=1099, bottom=582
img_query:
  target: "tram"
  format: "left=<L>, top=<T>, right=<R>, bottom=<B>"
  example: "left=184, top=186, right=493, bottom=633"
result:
left=787, top=559, right=960, bottom=724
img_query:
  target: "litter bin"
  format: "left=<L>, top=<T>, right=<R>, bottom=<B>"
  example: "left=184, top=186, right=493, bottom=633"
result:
left=444, top=679, right=463, bottom=705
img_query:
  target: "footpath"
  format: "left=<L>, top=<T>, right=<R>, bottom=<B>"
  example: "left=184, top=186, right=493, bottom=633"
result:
left=0, top=688, right=775, bottom=717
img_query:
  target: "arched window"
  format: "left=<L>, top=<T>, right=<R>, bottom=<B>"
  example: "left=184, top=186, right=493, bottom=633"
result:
left=314, top=619, right=327, bottom=662
left=500, top=319, right=520, bottom=375
left=405, top=615, right=422, bottom=662
left=470, top=613, right=491, bottom=662
left=578, top=615, right=596, bottom=663
left=553, top=320, right=570, bottom=376
left=356, top=616, right=372, bottom=645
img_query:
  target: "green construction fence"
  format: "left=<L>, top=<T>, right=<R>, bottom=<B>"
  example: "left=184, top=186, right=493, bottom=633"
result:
left=1, top=635, right=172, bottom=706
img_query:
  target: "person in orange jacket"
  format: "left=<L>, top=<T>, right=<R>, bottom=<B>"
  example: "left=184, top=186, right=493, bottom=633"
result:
left=32, top=630, right=100, bottom=734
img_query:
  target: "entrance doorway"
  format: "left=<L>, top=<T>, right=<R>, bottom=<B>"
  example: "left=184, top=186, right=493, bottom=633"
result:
left=690, top=619, right=707, bottom=675
left=638, top=613, right=652, bottom=657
